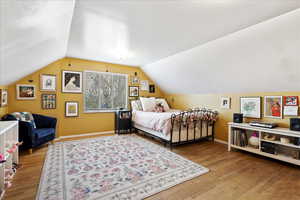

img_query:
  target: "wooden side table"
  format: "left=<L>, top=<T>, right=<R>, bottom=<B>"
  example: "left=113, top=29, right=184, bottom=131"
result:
left=115, top=110, right=132, bottom=134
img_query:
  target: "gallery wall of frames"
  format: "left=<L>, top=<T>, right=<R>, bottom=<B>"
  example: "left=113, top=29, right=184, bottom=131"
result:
left=5, top=58, right=164, bottom=137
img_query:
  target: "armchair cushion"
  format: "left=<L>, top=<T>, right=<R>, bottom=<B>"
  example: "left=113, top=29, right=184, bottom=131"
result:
left=32, top=114, right=57, bottom=129
left=32, top=128, right=55, bottom=148
left=10, top=112, right=36, bottom=128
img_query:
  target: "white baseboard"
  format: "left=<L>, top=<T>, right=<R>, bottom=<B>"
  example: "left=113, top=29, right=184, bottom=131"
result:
left=55, top=130, right=114, bottom=140
left=214, top=139, right=228, bottom=144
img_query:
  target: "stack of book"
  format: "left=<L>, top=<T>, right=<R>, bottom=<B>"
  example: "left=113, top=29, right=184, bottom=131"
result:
left=232, top=129, right=248, bottom=147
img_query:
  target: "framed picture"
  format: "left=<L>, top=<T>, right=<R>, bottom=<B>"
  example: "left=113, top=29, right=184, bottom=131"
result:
left=62, top=71, right=82, bottom=93
left=284, top=106, right=298, bottom=116
left=149, top=84, right=155, bottom=93
left=40, top=74, right=56, bottom=91
left=16, top=84, right=36, bottom=100
left=0, top=89, right=8, bottom=107
left=41, top=94, right=56, bottom=109
left=221, top=97, right=231, bottom=109
left=240, top=97, right=261, bottom=118
left=284, top=96, right=298, bottom=106
left=65, top=101, right=79, bottom=117
left=131, top=76, right=139, bottom=84
left=264, top=96, right=283, bottom=119
left=129, top=86, right=139, bottom=97
left=140, top=80, right=149, bottom=91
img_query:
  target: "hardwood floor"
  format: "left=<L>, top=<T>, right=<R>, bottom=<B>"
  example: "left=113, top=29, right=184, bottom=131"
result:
left=4, top=134, right=300, bottom=200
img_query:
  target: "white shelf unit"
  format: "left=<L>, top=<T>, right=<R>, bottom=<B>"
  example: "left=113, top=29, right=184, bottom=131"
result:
left=228, top=122, right=300, bottom=166
left=0, top=121, right=19, bottom=199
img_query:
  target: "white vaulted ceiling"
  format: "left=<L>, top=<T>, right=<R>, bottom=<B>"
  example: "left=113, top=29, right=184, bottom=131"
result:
left=1, top=0, right=300, bottom=94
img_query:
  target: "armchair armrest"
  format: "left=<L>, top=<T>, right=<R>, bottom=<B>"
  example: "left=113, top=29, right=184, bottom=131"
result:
left=19, top=121, right=35, bottom=146
left=32, top=114, right=57, bottom=129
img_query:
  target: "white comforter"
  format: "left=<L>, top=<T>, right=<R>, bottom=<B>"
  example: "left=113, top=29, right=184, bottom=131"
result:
left=132, top=109, right=181, bottom=135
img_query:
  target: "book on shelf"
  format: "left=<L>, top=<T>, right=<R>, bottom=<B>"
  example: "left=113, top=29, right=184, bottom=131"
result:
left=232, top=129, right=248, bottom=147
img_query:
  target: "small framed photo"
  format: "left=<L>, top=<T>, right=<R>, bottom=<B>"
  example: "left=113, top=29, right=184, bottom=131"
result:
left=131, top=76, right=139, bottom=84
left=221, top=97, right=231, bottom=109
left=264, top=96, right=283, bottom=119
left=149, top=84, right=155, bottom=93
left=0, top=89, right=8, bottom=107
left=129, top=86, right=139, bottom=97
left=65, top=101, right=79, bottom=117
left=40, top=74, right=56, bottom=91
left=16, top=84, right=36, bottom=100
left=240, top=97, right=261, bottom=118
left=140, top=80, right=149, bottom=91
left=62, top=70, right=82, bottom=93
left=41, top=94, right=56, bottom=109
left=284, top=96, right=298, bottom=106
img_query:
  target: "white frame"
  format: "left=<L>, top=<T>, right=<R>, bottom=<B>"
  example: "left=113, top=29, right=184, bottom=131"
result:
left=65, top=101, right=79, bottom=117
left=83, top=71, right=128, bottom=113
left=220, top=97, right=231, bottom=109
left=40, top=74, right=56, bottom=91
left=62, top=70, right=82, bottom=93
left=264, top=96, right=283, bottom=119
left=240, top=96, right=261, bottom=118
left=0, top=89, right=8, bottom=107
left=16, top=84, right=36, bottom=100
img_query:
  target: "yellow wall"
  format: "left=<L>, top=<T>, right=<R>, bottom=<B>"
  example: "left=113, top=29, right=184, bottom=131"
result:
left=0, top=86, right=8, bottom=118
left=166, top=92, right=300, bottom=142
left=8, top=57, right=164, bottom=137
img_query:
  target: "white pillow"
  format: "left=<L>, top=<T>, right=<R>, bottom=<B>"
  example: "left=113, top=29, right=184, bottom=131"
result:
left=140, top=97, right=156, bottom=112
left=131, top=100, right=143, bottom=111
left=156, top=98, right=170, bottom=111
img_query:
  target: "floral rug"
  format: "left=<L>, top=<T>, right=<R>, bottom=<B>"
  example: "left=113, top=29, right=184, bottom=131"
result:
left=36, top=135, right=209, bottom=200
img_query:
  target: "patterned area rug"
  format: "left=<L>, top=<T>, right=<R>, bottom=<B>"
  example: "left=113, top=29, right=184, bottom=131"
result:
left=36, top=135, right=209, bottom=200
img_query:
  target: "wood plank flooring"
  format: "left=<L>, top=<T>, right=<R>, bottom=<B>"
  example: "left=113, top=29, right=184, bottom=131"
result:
left=4, top=134, right=300, bottom=200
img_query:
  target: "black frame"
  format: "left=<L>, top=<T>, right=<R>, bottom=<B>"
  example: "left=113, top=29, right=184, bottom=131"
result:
left=129, top=86, right=139, bottom=97
left=41, top=94, right=56, bottom=109
left=65, top=101, right=79, bottom=117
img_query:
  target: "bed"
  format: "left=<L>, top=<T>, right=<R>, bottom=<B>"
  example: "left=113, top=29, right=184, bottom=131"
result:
left=131, top=98, right=218, bottom=147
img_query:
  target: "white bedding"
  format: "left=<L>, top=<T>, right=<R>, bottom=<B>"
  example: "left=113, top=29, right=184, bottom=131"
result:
left=132, top=109, right=181, bottom=135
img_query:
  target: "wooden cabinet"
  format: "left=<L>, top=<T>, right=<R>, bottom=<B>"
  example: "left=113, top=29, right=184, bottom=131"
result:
left=115, top=110, right=132, bottom=134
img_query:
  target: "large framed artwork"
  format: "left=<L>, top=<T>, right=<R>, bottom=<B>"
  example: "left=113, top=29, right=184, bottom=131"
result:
left=40, top=74, right=56, bottom=91
left=0, top=89, right=8, bottom=107
left=65, top=101, right=79, bottom=117
left=240, top=97, right=261, bottom=118
left=264, top=96, right=283, bottom=119
left=62, top=71, right=82, bottom=93
left=16, top=84, right=36, bottom=100
left=84, top=71, right=128, bottom=112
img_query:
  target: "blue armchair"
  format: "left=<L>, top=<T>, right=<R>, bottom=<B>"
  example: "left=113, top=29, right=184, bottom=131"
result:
left=2, top=113, right=57, bottom=154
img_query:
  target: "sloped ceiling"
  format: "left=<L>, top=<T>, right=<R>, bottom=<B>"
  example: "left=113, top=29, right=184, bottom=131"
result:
left=143, top=8, right=300, bottom=94
left=1, top=0, right=300, bottom=91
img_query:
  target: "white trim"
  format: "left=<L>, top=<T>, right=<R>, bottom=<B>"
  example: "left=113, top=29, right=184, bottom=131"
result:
left=214, top=138, right=227, bottom=144
left=55, top=131, right=114, bottom=140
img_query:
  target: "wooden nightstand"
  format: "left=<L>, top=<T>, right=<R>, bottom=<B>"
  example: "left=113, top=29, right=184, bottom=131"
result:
left=115, top=110, right=132, bottom=134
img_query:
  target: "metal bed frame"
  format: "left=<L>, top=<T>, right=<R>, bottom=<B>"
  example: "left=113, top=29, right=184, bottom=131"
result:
left=134, top=108, right=217, bottom=148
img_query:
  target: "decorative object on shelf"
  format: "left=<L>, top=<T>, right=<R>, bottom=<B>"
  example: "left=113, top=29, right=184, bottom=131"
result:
left=129, top=86, right=139, bottom=97
left=0, top=89, right=8, bottom=107
left=248, top=132, right=259, bottom=148
left=284, top=96, right=298, bottom=106
left=40, top=74, right=56, bottom=91
left=140, top=80, right=149, bottom=91
left=233, top=113, right=243, bottom=123
left=149, top=84, right=155, bottom=93
left=261, top=142, right=276, bottom=154
left=41, top=94, right=56, bottom=109
left=131, top=72, right=139, bottom=84
left=264, top=96, right=283, bottom=119
left=284, top=106, right=298, bottom=116
left=16, top=84, right=36, bottom=100
left=221, top=97, right=231, bottom=109
left=290, top=118, right=300, bottom=131
left=280, top=137, right=290, bottom=144
left=65, top=101, right=79, bottom=117
left=240, top=96, right=261, bottom=118
left=263, top=134, right=276, bottom=141
left=62, top=70, right=82, bottom=93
